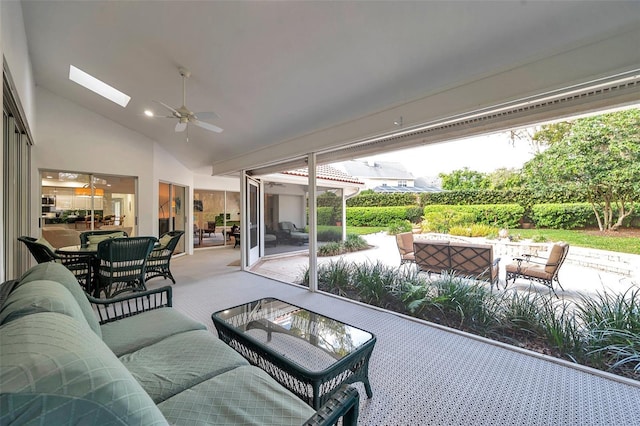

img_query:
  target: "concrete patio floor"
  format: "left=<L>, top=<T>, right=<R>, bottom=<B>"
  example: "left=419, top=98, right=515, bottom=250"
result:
left=251, top=232, right=639, bottom=299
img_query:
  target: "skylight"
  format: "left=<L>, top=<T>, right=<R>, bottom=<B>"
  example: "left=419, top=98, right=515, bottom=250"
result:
left=68, top=65, right=131, bottom=107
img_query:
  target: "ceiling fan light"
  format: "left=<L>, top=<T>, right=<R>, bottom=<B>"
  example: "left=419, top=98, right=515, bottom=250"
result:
left=144, top=110, right=154, bottom=117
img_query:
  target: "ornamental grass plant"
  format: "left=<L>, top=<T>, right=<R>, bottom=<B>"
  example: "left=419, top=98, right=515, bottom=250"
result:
left=298, top=261, right=640, bottom=380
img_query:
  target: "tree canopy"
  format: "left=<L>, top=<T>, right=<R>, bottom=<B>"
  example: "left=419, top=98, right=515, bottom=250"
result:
left=522, top=109, right=640, bottom=230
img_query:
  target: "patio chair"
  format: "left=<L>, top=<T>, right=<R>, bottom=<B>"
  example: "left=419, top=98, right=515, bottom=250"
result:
left=505, top=242, right=569, bottom=295
left=80, top=229, right=128, bottom=246
left=146, top=230, right=184, bottom=284
left=94, top=236, right=157, bottom=298
left=395, top=232, right=415, bottom=265
left=17, top=236, right=91, bottom=291
left=278, top=221, right=309, bottom=245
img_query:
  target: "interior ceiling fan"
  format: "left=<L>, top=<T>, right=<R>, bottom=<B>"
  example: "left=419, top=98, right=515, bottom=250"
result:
left=155, top=67, right=223, bottom=138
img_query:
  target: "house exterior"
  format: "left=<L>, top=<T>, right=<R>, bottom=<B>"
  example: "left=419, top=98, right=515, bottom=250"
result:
left=335, top=160, right=442, bottom=193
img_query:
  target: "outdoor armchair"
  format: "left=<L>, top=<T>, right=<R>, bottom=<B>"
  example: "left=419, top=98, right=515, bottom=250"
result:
left=278, top=221, right=309, bottom=245
left=505, top=242, right=569, bottom=295
left=395, top=232, right=415, bottom=265
left=17, top=236, right=91, bottom=291
left=146, top=230, right=184, bottom=284
left=94, top=236, right=157, bottom=298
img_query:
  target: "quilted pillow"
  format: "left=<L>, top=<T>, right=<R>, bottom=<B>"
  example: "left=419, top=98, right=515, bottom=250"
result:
left=0, top=313, right=168, bottom=425
left=19, top=262, right=101, bottom=338
left=0, top=280, right=89, bottom=329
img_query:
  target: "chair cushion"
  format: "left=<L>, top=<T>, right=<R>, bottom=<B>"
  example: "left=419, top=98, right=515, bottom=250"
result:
left=545, top=243, right=567, bottom=274
left=119, top=330, right=249, bottom=403
left=159, top=234, right=173, bottom=248
left=0, top=280, right=90, bottom=331
left=34, top=236, right=56, bottom=253
left=396, top=232, right=414, bottom=255
left=506, top=262, right=551, bottom=280
left=87, top=231, right=125, bottom=245
left=158, top=365, right=315, bottom=426
left=100, top=307, right=206, bottom=356
left=0, top=313, right=168, bottom=426
left=18, top=262, right=101, bottom=338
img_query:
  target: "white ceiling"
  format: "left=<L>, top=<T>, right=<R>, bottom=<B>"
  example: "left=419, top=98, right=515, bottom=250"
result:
left=20, top=1, right=640, bottom=174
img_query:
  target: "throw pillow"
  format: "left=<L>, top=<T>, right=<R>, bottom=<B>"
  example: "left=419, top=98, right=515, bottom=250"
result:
left=87, top=232, right=125, bottom=245
left=35, top=237, right=56, bottom=252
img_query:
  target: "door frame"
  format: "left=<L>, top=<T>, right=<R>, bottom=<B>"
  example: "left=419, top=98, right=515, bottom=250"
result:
left=242, top=174, right=263, bottom=268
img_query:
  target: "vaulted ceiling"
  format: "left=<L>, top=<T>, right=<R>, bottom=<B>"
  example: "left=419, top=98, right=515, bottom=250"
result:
left=20, top=1, right=640, bottom=174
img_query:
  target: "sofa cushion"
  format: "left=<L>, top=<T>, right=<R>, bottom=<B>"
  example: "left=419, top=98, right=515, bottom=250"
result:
left=158, top=365, right=315, bottom=426
left=0, top=312, right=168, bottom=426
left=120, top=330, right=249, bottom=403
left=101, top=307, right=206, bottom=356
left=18, top=262, right=101, bottom=338
left=0, top=280, right=90, bottom=330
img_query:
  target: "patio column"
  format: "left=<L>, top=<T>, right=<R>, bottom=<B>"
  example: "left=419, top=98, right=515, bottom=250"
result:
left=308, top=153, right=318, bottom=293
left=341, top=191, right=346, bottom=241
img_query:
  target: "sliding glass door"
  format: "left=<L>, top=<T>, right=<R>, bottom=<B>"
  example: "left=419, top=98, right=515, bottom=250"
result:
left=158, top=182, right=186, bottom=254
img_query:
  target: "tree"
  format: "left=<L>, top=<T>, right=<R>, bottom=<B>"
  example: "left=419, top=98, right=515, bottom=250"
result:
left=523, top=109, right=640, bottom=231
left=439, top=168, right=489, bottom=190
left=486, top=168, right=524, bottom=190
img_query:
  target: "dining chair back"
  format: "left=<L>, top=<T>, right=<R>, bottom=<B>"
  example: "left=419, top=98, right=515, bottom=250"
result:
left=95, top=236, right=157, bottom=298
left=146, top=230, right=185, bottom=284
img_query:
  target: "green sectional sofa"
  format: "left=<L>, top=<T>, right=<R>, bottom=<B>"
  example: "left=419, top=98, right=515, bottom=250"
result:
left=0, top=262, right=359, bottom=425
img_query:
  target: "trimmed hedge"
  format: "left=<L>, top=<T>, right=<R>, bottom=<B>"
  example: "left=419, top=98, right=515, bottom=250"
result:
left=347, top=193, right=419, bottom=207
left=422, top=204, right=524, bottom=229
left=419, top=188, right=583, bottom=207
left=530, top=203, right=596, bottom=229
left=346, top=206, right=416, bottom=226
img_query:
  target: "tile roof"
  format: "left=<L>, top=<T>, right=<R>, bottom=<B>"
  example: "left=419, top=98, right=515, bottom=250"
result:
left=282, top=165, right=364, bottom=185
left=373, top=185, right=442, bottom=193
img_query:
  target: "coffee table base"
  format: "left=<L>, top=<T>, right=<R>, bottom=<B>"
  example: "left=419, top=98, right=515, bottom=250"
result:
left=213, top=315, right=375, bottom=409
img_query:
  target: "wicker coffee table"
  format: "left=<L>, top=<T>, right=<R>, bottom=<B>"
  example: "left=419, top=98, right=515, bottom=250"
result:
left=212, top=298, right=376, bottom=409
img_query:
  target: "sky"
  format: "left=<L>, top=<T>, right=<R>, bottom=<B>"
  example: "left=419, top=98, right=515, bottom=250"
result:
left=363, top=131, right=537, bottom=178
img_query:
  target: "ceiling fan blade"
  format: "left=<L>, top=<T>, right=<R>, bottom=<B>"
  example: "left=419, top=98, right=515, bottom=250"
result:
left=175, top=121, right=187, bottom=132
left=193, top=120, right=224, bottom=133
left=155, top=100, right=181, bottom=117
left=193, top=111, right=220, bottom=121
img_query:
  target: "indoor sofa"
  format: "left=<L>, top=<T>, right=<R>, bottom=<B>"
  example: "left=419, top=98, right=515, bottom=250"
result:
left=0, top=262, right=359, bottom=425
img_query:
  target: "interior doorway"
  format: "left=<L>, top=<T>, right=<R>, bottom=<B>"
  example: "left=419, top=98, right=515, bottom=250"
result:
left=158, top=182, right=186, bottom=254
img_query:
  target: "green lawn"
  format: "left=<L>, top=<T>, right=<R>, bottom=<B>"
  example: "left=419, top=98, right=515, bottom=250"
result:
left=510, top=228, right=640, bottom=255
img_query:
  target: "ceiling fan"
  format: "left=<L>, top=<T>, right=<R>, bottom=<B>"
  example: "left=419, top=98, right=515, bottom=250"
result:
left=154, top=67, right=223, bottom=139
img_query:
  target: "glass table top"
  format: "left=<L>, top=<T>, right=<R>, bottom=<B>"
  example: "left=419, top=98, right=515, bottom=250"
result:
left=213, top=298, right=374, bottom=364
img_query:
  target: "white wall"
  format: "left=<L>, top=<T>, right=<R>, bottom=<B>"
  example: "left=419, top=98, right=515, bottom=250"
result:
left=278, top=195, right=305, bottom=227
left=34, top=87, right=239, bottom=253
left=1, top=0, right=36, bottom=131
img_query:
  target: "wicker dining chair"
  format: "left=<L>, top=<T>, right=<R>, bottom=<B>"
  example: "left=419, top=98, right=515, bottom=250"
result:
left=146, top=230, right=185, bottom=284
left=94, top=236, right=157, bottom=298
left=17, top=236, right=91, bottom=291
